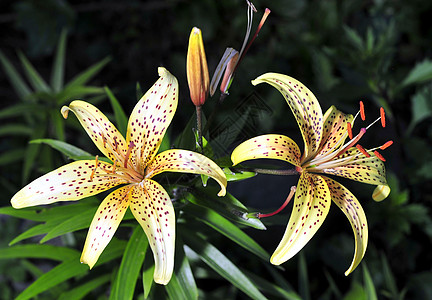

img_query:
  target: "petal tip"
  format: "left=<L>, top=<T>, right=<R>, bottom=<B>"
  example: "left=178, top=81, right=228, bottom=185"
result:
left=61, top=106, right=70, bottom=119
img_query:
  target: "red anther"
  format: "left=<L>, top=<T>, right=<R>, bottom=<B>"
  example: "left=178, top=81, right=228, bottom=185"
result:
left=373, top=150, right=386, bottom=162
left=347, top=122, right=353, bottom=139
left=356, top=144, right=370, bottom=157
left=380, top=140, right=393, bottom=150
left=360, top=101, right=365, bottom=121
left=380, top=107, right=386, bottom=128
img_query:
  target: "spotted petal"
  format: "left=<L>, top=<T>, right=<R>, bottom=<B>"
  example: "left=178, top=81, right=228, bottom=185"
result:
left=252, top=73, right=323, bottom=161
left=129, top=180, right=175, bottom=285
left=231, top=134, right=301, bottom=167
left=146, top=149, right=227, bottom=196
left=317, top=106, right=353, bottom=157
left=271, top=173, right=331, bottom=265
left=126, top=67, right=178, bottom=173
left=321, top=148, right=387, bottom=186
left=11, top=160, right=126, bottom=208
left=322, top=176, right=368, bottom=275
left=61, top=101, right=128, bottom=165
left=81, top=185, right=131, bottom=269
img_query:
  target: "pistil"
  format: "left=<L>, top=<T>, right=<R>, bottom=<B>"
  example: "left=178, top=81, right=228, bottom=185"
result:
left=257, top=186, right=296, bottom=218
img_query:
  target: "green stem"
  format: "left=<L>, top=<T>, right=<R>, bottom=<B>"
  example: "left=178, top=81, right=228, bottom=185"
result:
left=232, top=167, right=299, bottom=176
left=196, top=105, right=203, bottom=152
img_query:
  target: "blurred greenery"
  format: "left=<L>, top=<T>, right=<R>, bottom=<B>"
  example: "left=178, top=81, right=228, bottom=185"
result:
left=1, top=0, right=431, bottom=299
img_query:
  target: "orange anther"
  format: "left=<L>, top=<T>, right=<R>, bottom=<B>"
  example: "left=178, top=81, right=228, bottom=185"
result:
left=124, top=141, right=135, bottom=168
left=90, top=155, right=99, bottom=181
left=380, top=107, right=386, bottom=128
left=360, top=101, right=365, bottom=121
left=347, top=122, right=353, bottom=139
left=373, top=150, right=386, bottom=162
left=356, top=144, right=370, bottom=157
left=380, top=140, right=393, bottom=150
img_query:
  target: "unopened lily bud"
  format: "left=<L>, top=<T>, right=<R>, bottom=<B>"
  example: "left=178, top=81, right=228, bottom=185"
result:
left=186, top=27, right=209, bottom=106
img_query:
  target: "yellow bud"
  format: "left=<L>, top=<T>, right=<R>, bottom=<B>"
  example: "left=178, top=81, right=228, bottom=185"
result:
left=186, top=27, right=209, bottom=106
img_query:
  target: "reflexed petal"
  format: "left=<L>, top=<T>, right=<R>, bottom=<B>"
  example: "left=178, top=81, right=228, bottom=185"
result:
left=126, top=67, right=178, bottom=173
left=317, top=106, right=353, bottom=156
left=146, top=149, right=227, bottom=196
left=252, top=73, right=323, bottom=161
left=61, top=101, right=128, bottom=164
left=271, top=173, right=331, bottom=265
left=372, top=184, right=390, bottom=202
left=129, top=180, right=175, bottom=285
left=321, top=148, right=387, bottom=186
left=11, top=160, right=126, bottom=208
left=322, top=176, right=368, bottom=275
left=231, top=134, right=301, bottom=167
left=81, top=185, right=131, bottom=269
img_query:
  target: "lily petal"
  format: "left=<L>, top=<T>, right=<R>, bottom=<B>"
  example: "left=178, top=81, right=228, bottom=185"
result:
left=146, top=149, right=227, bottom=196
left=318, top=106, right=353, bottom=156
left=81, top=185, right=131, bottom=269
left=252, top=73, right=323, bottom=161
left=129, top=180, right=175, bottom=285
left=11, top=160, right=126, bottom=208
left=61, top=101, right=128, bottom=165
left=231, top=134, right=302, bottom=167
left=126, top=67, right=178, bottom=173
left=372, top=184, right=390, bottom=202
left=322, top=176, right=368, bottom=275
left=321, top=148, right=387, bottom=186
left=271, top=173, right=331, bottom=265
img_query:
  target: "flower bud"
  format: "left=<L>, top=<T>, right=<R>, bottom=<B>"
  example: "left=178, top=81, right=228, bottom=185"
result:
left=186, top=27, right=209, bottom=106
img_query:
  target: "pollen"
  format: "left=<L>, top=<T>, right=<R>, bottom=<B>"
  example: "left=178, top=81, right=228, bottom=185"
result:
left=347, top=122, right=353, bottom=139
left=373, top=150, right=386, bottom=162
left=380, top=140, right=393, bottom=150
left=359, top=101, right=365, bottom=121
left=380, top=107, right=386, bottom=128
left=356, top=144, right=370, bottom=157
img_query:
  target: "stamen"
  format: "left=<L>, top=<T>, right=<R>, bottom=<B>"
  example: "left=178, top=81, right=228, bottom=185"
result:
left=90, top=155, right=99, bottom=181
left=380, top=107, right=386, bottom=128
left=258, top=186, right=296, bottom=218
left=380, top=140, right=393, bottom=150
left=336, top=127, right=366, bottom=157
left=111, top=159, right=117, bottom=174
left=124, top=141, right=135, bottom=168
left=356, top=144, right=370, bottom=157
left=373, top=150, right=386, bottom=161
left=113, top=136, right=118, bottom=151
left=360, top=101, right=365, bottom=121
left=101, top=133, right=107, bottom=147
left=347, top=122, right=353, bottom=139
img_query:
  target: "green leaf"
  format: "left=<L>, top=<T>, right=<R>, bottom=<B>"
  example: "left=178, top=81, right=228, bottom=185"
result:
left=110, top=226, right=149, bottom=300
left=185, top=189, right=266, bottom=230
left=30, top=138, right=92, bottom=160
left=381, top=253, right=398, bottom=298
left=166, top=238, right=198, bottom=300
left=0, top=148, right=26, bottom=166
left=51, top=108, right=66, bottom=141
left=39, top=207, right=96, bottom=243
left=362, top=263, right=377, bottom=300
left=0, top=244, right=79, bottom=261
left=0, top=50, right=32, bottom=101
left=51, top=29, right=67, bottom=92
left=0, top=103, right=38, bottom=119
left=223, top=167, right=256, bottom=182
left=65, top=56, right=111, bottom=89
left=105, top=86, right=128, bottom=136
left=10, top=222, right=60, bottom=245
left=57, top=86, right=105, bottom=104
left=142, top=248, right=156, bottom=299
left=22, top=124, right=45, bottom=183
left=183, top=203, right=269, bottom=261
left=58, top=274, right=111, bottom=300
left=402, top=59, right=432, bottom=86
left=15, top=257, right=88, bottom=300
left=298, top=253, right=310, bottom=300
left=183, top=231, right=267, bottom=300
left=0, top=124, right=33, bottom=136
left=136, top=82, right=143, bottom=100
left=343, top=26, right=364, bottom=51
left=17, top=51, right=51, bottom=93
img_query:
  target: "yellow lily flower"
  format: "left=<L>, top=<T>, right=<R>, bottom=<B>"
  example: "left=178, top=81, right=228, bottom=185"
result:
left=231, top=72, right=391, bottom=275
left=11, top=67, right=227, bottom=285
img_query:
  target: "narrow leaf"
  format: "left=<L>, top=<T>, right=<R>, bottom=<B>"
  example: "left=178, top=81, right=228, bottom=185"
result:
left=298, top=253, right=310, bottom=300
left=402, top=59, right=432, bottom=86
left=0, top=148, right=26, bottom=166
left=0, top=244, right=79, bottom=261
left=10, top=222, right=60, bottom=245
left=17, top=51, right=51, bottom=93
left=183, top=231, right=267, bottom=300
left=110, top=226, right=148, bottom=300
left=0, top=124, right=33, bottom=136
left=22, top=124, right=45, bottom=183
left=0, top=50, right=32, bottom=100
left=65, top=56, right=111, bottom=89
left=142, top=249, right=155, bottom=299
left=51, top=29, right=67, bottom=92
left=363, top=263, right=377, bottom=300
left=58, top=274, right=111, bottom=300
left=105, top=86, right=128, bottom=136
left=30, top=138, right=92, bottom=160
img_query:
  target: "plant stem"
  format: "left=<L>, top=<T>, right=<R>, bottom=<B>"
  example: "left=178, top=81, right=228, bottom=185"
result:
left=196, top=105, right=203, bottom=152
left=231, top=167, right=299, bottom=176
